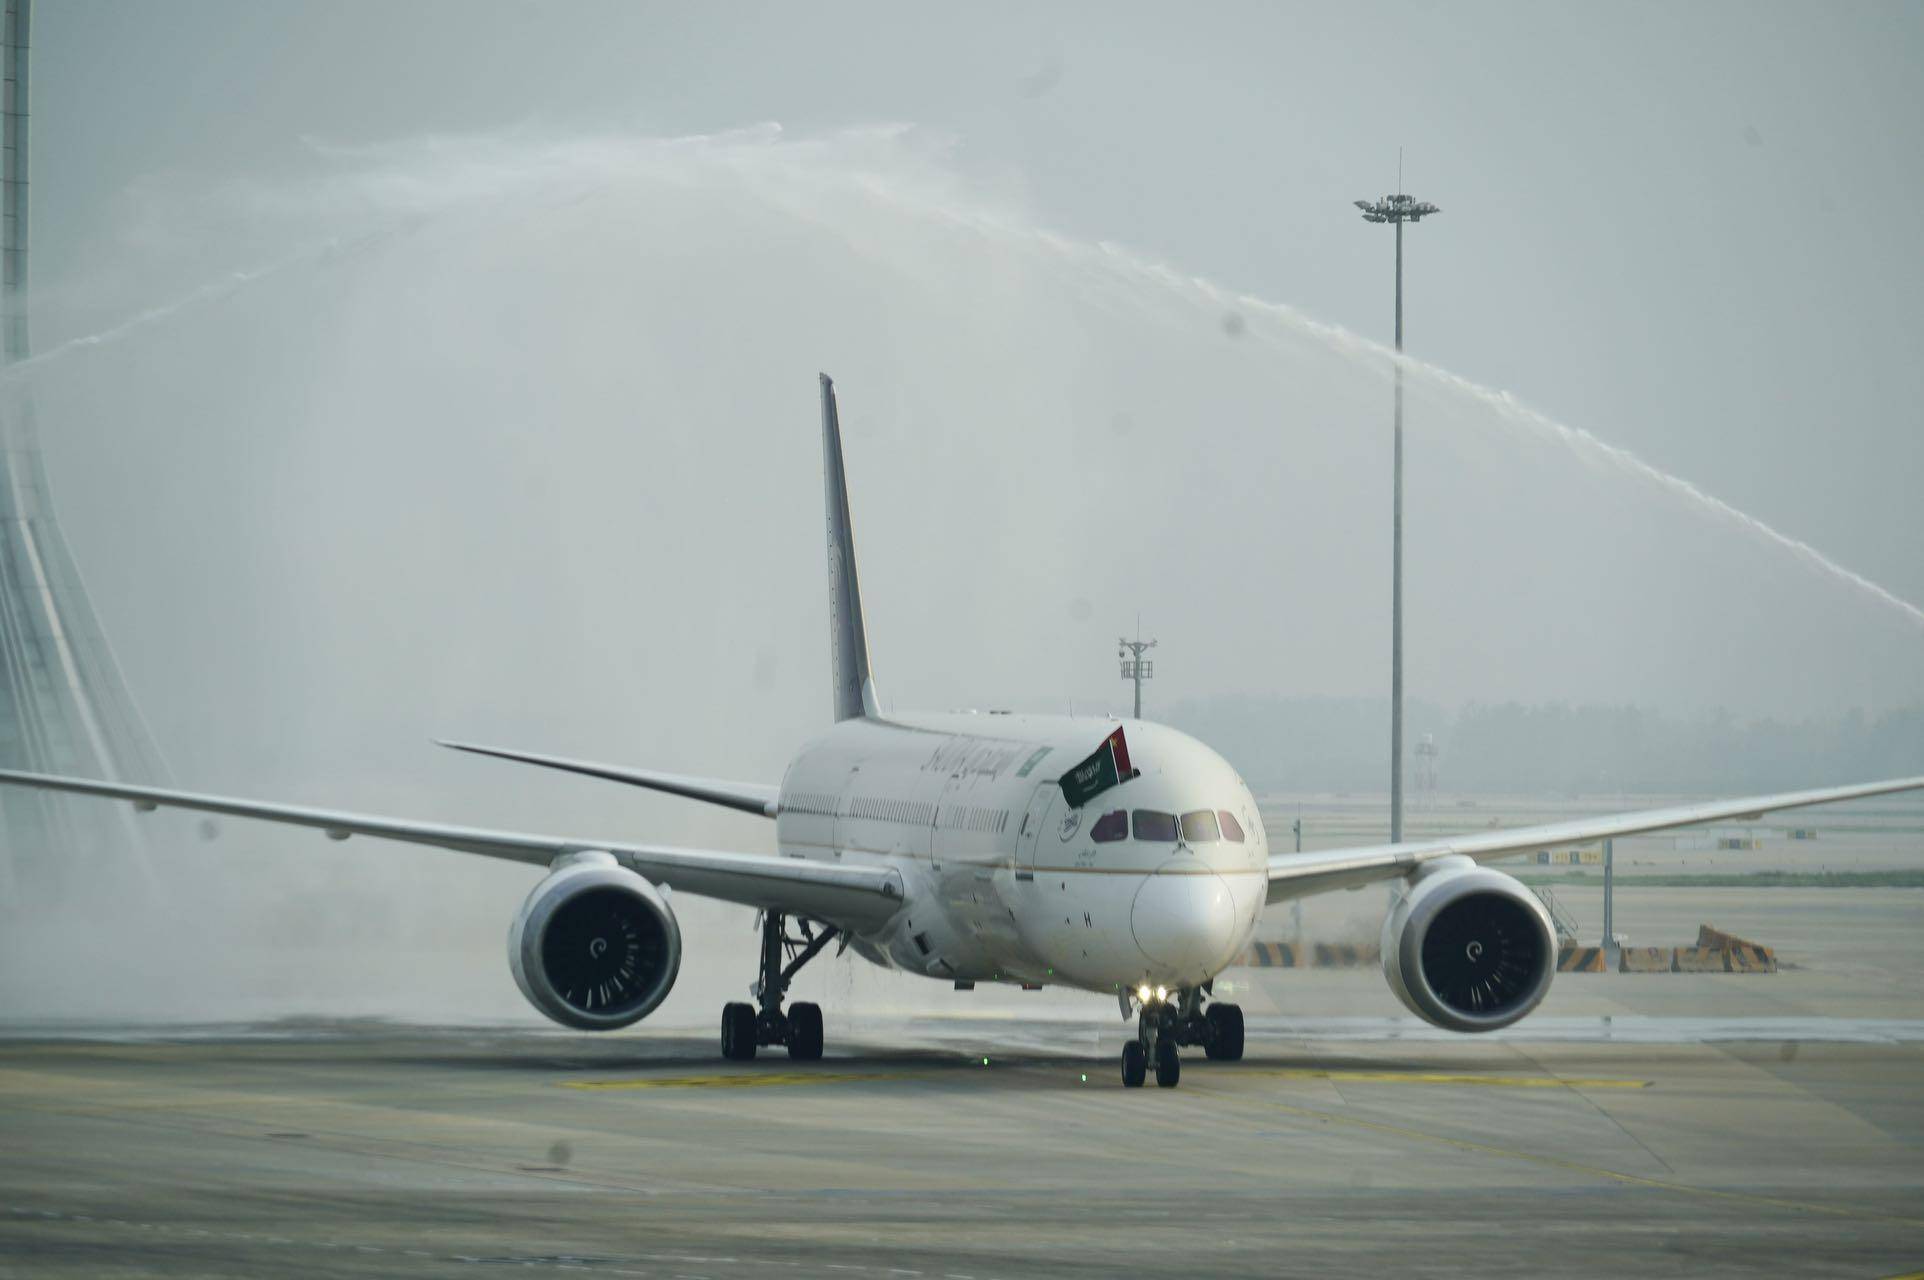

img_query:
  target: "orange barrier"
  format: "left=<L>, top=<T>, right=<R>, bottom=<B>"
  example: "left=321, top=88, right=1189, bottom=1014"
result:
left=1672, top=946, right=1730, bottom=973
left=1616, top=935, right=1779, bottom=975
left=1242, top=941, right=1304, bottom=968
left=1692, top=925, right=1778, bottom=972
left=1619, top=946, right=1674, bottom=973
left=1237, top=941, right=1381, bottom=969
left=1238, top=926, right=1776, bottom=975
left=1556, top=946, right=1607, bottom=972
left=1313, top=942, right=1380, bottom=967
left=1724, top=944, right=1777, bottom=973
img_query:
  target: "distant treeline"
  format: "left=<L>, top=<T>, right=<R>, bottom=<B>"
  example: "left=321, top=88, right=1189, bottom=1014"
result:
left=1163, top=696, right=1924, bottom=796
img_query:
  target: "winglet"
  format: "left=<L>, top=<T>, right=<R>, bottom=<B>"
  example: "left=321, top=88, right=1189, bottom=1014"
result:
left=821, top=374, right=880, bottom=720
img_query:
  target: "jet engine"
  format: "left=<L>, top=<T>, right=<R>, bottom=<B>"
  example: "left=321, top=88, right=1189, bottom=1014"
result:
left=1380, top=858, right=1556, bottom=1033
left=508, top=852, right=682, bottom=1030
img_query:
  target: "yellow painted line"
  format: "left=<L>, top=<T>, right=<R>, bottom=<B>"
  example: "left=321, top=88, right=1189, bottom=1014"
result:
left=1244, top=1068, right=1651, bottom=1090
left=1236, top=1094, right=1924, bottom=1229
left=562, top=1071, right=916, bottom=1091
left=560, top=1066, right=1645, bottom=1093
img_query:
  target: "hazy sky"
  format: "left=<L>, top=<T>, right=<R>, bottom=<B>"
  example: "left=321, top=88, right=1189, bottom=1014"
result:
left=38, top=1, right=1923, bottom=576
left=19, top=1, right=1924, bottom=782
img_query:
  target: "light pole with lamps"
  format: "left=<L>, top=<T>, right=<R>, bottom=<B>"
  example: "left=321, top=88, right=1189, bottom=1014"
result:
left=1118, top=630, right=1157, bottom=720
left=1354, top=188, right=1439, bottom=844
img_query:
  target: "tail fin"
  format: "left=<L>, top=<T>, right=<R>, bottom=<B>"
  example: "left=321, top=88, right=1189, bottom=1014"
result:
left=821, top=374, right=880, bottom=720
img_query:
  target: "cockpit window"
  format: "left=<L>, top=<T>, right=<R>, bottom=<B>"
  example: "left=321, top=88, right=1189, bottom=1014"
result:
left=1132, top=810, right=1178, bottom=842
left=1217, top=810, right=1246, bottom=842
left=1180, top=810, right=1221, bottom=843
left=1091, top=810, right=1128, bottom=843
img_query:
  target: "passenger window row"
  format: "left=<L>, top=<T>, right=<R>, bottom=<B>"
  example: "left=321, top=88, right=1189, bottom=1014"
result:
left=785, top=791, right=840, bottom=817
left=789, top=792, right=1013, bottom=834
left=1090, top=808, right=1246, bottom=844
left=937, top=805, right=1011, bottom=834
left=847, top=796, right=936, bottom=826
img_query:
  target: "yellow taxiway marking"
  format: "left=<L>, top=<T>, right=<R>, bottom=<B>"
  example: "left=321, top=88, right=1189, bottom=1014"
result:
left=560, top=1066, right=1645, bottom=1093
left=1244, top=1067, right=1651, bottom=1090
left=562, top=1071, right=915, bottom=1091
left=1237, top=1094, right=1924, bottom=1230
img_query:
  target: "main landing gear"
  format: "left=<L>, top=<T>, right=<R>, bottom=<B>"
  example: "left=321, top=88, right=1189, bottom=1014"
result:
left=1119, top=987, right=1244, bottom=1089
left=721, top=911, right=837, bottom=1062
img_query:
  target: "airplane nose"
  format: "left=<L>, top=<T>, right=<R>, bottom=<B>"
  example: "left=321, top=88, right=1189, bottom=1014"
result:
left=1130, top=859, right=1239, bottom=972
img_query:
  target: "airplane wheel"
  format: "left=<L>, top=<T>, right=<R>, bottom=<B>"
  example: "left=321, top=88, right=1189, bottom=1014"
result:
left=1155, top=1039, right=1181, bottom=1088
left=721, top=1002, right=757, bottom=1061
left=787, top=1002, right=824, bottom=1061
left=1120, top=1040, right=1146, bottom=1088
left=1204, top=1003, right=1245, bottom=1061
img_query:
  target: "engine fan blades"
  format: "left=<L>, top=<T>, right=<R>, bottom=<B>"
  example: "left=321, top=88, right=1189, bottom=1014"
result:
left=541, top=886, right=665, bottom=1013
left=1419, top=893, right=1544, bottom=1015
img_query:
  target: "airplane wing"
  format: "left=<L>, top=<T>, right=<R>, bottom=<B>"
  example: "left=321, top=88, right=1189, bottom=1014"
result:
left=1265, top=774, right=1924, bottom=903
left=0, top=768, right=901, bottom=928
left=436, top=739, right=780, bottom=818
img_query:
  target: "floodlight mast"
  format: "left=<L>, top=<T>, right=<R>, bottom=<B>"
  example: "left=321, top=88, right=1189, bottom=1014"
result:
left=1354, top=190, right=1439, bottom=845
left=1117, top=627, right=1157, bottom=720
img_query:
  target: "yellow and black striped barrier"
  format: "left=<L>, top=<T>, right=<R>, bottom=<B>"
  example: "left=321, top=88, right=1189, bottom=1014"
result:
left=1670, top=944, right=1778, bottom=973
left=1556, top=945, right=1608, bottom=972
left=1241, top=941, right=1304, bottom=967
left=1672, top=946, right=1729, bottom=973
left=1619, top=946, right=1673, bottom=973
left=1722, top=943, right=1776, bottom=972
left=1238, top=941, right=1383, bottom=968
left=1618, top=928, right=1778, bottom=974
left=1240, top=928, right=1776, bottom=975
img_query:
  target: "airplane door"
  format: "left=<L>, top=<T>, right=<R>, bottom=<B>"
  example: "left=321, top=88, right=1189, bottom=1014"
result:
left=1015, top=781, right=1057, bottom=875
left=830, top=762, right=863, bottom=856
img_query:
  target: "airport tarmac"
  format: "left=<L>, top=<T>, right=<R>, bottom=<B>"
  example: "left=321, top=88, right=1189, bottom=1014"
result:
left=3, top=1012, right=1922, bottom=1279
left=2, top=797, right=1919, bottom=1277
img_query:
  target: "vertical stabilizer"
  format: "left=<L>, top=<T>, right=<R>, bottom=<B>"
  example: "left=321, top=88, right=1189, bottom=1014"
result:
left=820, top=374, right=879, bottom=721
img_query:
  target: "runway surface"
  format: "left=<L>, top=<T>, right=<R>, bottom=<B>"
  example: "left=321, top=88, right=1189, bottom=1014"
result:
left=4, top=1016, right=1922, bottom=1279
left=4, top=818, right=1920, bottom=1277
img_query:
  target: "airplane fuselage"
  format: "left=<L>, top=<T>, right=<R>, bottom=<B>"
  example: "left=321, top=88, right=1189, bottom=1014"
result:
left=776, top=712, right=1269, bottom=995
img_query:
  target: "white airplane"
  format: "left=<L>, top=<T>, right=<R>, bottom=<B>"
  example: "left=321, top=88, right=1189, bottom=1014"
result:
left=3, top=374, right=1921, bottom=1089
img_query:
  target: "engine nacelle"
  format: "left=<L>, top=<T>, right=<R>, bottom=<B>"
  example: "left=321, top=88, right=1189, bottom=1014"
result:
left=508, top=852, right=682, bottom=1031
left=1380, top=858, right=1556, bottom=1033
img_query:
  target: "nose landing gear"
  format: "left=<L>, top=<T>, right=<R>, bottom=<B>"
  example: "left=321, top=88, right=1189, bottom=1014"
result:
left=1121, top=992, right=1185, bottom=1088
left=1118, top=987, right=1245, bottom=1088
left=720, top=911, right=836, bottom=1062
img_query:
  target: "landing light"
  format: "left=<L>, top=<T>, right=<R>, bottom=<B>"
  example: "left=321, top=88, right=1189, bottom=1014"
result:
left=1155, top=986, right=1168, bottom=1002
left=1136, top=984, right=1152, bottom=1003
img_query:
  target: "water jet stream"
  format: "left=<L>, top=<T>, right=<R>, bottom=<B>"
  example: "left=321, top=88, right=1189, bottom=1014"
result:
left=26, top=126, right=1924, bottom=637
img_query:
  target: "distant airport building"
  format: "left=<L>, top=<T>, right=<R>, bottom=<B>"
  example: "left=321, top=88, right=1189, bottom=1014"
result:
left=0, top=0, right=166, bottom=901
